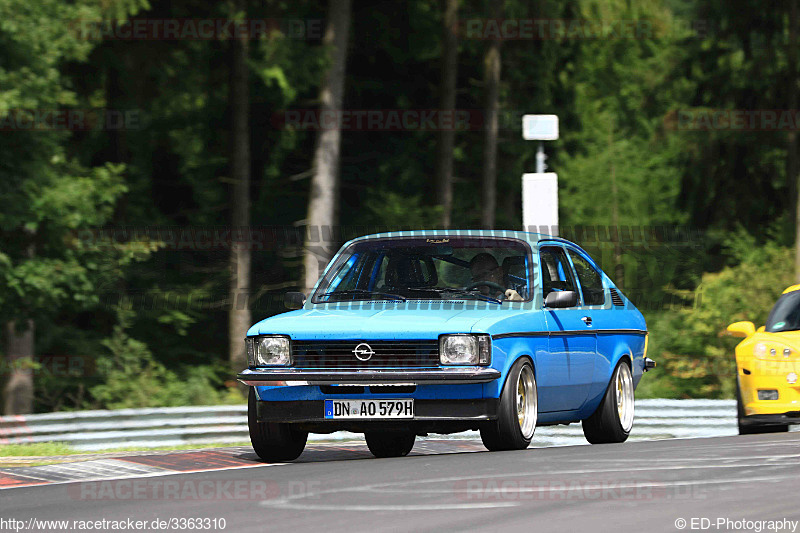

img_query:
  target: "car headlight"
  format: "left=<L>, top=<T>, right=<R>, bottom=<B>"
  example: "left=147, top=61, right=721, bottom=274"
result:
left=246, top=335, right=291, bottom=367
left=754, top=342, right=794, bottom=359
left=440, top=334, right=491, bottom=365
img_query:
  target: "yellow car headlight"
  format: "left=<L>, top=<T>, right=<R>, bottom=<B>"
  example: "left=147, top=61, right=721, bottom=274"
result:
left=753, top=342, right=794, bottom=359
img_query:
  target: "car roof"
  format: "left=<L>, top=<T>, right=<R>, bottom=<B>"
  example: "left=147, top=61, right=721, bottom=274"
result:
left=346, top=229, right=576, bottom=248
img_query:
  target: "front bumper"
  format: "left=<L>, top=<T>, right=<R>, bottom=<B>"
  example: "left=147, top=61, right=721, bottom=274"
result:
left=738, top=362, right=800, bottom=416
left=255, top=399, right=498, bottom=423
left=740, top=413, right=800, bottom=426
left=237, top=366, right=501, bottom=386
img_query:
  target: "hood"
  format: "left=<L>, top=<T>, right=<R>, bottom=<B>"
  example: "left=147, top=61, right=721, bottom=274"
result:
left=247, top=303, right=526, bottom=340
left=751, top=330, right=800, bottom=347
left=771, top=330, right=800, bottom=343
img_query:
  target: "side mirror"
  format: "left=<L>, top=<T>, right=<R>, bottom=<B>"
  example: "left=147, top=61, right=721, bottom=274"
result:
left=545, top=291, right=578, bottom=309
left=726, top=321, right=755, bottom=338
left=284, top=292, right=306, bottom=310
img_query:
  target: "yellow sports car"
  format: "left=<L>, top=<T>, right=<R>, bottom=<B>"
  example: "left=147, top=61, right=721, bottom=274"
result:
left=728, top=285, right=800, bottom=434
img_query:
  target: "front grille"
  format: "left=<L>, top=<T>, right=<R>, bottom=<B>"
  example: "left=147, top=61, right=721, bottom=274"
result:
left=292, top=340, right=439, bottom=368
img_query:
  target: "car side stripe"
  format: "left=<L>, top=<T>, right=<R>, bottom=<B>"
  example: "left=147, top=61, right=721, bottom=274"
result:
left=491, top=329, right=648, bottom=340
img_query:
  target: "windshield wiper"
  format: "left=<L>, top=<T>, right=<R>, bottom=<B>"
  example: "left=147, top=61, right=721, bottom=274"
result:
left=412, top=287, right=503, bottom=305
left=317, top=289, right=407, bottom=302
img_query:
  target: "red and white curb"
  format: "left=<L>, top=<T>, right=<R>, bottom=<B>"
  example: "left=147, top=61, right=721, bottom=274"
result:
left=0, top=440, right=487, bottom=490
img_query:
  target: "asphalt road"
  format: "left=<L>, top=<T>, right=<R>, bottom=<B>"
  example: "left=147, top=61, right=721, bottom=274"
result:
left=3, top=433, right=800, bottom=532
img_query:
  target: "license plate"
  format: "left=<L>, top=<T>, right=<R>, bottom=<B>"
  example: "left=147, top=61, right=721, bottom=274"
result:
left=324, top=399, right=414, bottom=419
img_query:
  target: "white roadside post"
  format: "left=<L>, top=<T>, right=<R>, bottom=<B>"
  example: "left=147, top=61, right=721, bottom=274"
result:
left=521, top=115, right=559, bottom=236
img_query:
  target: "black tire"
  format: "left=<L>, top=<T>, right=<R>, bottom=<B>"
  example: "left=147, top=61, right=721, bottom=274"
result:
left=364, top=431, right=416, bottom=458
left=248, top=388, right=308, bottom=462
left=736, top=380, right=789, bottom=435
left=480, top=358, right=537, bottom=451
left=582, top=360, right=634, bottom=444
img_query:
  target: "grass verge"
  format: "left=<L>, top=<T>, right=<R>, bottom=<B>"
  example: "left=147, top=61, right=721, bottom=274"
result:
left=0, top=441, right=251, bottom=458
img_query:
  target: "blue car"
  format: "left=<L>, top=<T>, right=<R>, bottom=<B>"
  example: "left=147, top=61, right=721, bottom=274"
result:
left=238, top=230, right=654, bottom=460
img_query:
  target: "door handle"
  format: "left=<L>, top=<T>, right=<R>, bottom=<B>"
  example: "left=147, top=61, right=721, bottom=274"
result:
left=581, top=316, right=592, bottom=326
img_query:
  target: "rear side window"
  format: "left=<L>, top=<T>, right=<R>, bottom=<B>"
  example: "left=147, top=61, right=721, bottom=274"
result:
left=568, top=250, right=605, bottom=306
left=539, top=247, right=578, bottom=302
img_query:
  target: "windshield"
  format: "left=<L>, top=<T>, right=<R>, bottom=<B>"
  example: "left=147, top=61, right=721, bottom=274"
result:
left=312, top=237, right=531, bottom=303
left=766, top=291, right=800, bottom=332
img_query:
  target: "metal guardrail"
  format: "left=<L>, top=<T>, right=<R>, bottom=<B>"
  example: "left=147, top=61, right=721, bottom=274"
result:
left=533, top=399, right=739, bottom=447
left=0, top=400, right=741, bottom=451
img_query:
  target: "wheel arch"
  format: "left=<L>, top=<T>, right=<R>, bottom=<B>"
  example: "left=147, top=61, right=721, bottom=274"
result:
left=580, top=347, right=634, bottom=419
left=485, top=335, right=546, bottom=399
left=497, top=353, right=536, bottom=394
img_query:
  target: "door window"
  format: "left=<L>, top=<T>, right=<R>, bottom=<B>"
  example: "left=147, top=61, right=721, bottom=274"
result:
left=539, top=247, right=579, bottom=304
left=568, top=250, right=605, bottom=306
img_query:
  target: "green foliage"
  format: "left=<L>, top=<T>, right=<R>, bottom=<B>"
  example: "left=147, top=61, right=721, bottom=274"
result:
left=0, top=441, right=255, bottom=458
left=0, top=162, right=161, bottom=321
left=31, top=163, right=128, bottom=230
left=638, top=243, right=794, bottom=398
left=89, top=307, right=245, bottom=409
left=0, top=442, right=78, bottom=457
left=363, top=191, right=444, bottom=229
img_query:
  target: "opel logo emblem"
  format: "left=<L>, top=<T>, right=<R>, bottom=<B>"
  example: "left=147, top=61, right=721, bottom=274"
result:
left=353, top=343, right=375, bottom=361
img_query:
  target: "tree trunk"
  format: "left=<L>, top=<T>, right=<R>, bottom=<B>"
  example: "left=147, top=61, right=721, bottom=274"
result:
left=435, top=0, right=459, bottom=229
left=228, top=0, right=251, bottom=372
left=4, top=232, right=35, bottom=414
left=788, top=0, right=800, bottom=282
left=3, top=320, right=34, bottom=415
left=302, top=0, right=352, bottom=294
left=481, top=0, right=502, bottom=229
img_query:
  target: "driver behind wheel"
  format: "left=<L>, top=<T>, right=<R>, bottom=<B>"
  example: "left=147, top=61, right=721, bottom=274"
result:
left=469, top=253, right=523, bottom=301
